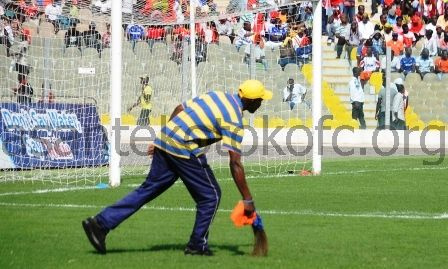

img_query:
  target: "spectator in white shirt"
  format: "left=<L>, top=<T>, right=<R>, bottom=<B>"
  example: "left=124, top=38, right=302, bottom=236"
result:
left=243, top=34, right=267, bottom=71
left=45, top=2, right=62, bottom=32
left=93, top=0, right=112, bottom=14
left=335, top=14, right=351, bottom=58
left=380, top=52, right=401, bottom=72
left=326, top=14, right=339, bottom=44
left=0, top=17, right=14, bottom=56
left=234, top=21, right=254, bottom=51
left=349, top=67, right=366, bottom=129
left=282, top=78, right=309, bottom=110
left=392, top=83, right=406, bottom=130
left=215, top=19, right=233, bottom=42
left=416, top=48, right=435, bottom=79
left=434, top=25, right=443, bottom=46
left=358, top=14, right=375, bottom=42
left=425, top=16, right=438, bottom=38
left=360, top=47, right=380, bottom=72
left=422, top=29, right=438, bottom=56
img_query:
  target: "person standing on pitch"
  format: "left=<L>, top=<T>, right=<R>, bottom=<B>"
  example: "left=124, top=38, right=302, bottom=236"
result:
left=349, top=67, right=366, bottom=129
left=375, top=74, right=398, bottom=129
left=392, top=82, right=406, bottom=130
left=128, top=75, right=152, bottom=126
left=82, top=80, right=273, bottom=256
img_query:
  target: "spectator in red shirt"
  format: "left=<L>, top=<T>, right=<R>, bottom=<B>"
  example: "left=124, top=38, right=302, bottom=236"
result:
left=387, top=32, right=405, bottom=56
left=435, top=49, right=448, bottom=79
left=410, top=12, right=424, bottom=38
left=331, top=0, right=344, bottom=12
left=203, top=21, right=218, bottom=44
left=384, top=0, right=394, bottom=8
left=401, top=24, right=416, bottom=48
left=172, top=24, right=190, bottom=41
left=146, top=25, right=166, bottom=50
left=253, top=13, right=265, bottom=36
left=18, top=0, right=39, bottom=18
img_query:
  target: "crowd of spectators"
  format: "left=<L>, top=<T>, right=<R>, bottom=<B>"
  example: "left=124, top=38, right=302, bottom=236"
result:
left=4, top=0, right=448, bottom=85
left=1, top=0, right=315, bottom=104
left=1, top=1, right=314, bottom=67
left=324, top=0, right=448, bottom=80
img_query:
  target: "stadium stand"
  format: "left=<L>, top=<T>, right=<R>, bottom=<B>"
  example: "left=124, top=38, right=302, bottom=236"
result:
left=1, top=0, right=447, bottom=130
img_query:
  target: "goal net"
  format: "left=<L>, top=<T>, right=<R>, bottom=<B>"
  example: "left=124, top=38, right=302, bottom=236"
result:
left=0, top=0, right=320, bottom=185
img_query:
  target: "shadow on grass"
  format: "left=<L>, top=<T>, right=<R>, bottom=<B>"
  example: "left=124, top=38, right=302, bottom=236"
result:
left=97, top=243, right=250, bottom=256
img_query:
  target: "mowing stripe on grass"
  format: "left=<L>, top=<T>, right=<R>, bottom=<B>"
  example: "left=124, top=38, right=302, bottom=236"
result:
left=0, top=202, right=447, bottom=220
left=1, top=165, right=448, bottom=197
left=324, top=166, right=448, bottom=175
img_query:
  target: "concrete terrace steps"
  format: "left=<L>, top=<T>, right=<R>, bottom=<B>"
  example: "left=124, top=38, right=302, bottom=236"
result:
left=321, top=39, right=378, bottom=128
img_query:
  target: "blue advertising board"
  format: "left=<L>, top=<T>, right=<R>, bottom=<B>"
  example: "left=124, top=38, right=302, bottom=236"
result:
left=0, top=102, right=109, bottom=169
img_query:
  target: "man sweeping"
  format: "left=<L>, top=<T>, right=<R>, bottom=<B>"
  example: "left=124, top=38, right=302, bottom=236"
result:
left=82, top=80, right=272, bottom=256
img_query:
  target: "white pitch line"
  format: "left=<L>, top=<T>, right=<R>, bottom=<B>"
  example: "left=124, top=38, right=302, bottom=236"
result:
left=0, top=202, right=446, bottom=220
left=0, top=186, right=97, bottom=197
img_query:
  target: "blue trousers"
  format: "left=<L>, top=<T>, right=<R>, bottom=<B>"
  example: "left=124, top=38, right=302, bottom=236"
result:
left=96, top=148, right=221, bottom=251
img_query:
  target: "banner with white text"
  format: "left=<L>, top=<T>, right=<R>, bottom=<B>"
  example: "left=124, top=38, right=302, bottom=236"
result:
left=0, top=102, right=109, bottom=170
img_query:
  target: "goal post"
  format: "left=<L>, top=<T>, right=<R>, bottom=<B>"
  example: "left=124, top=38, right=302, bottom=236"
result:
left=0, top=0, right=323, bottom=185
left=312, top=0, right=322, bottom=175
left=109, top=0, right=123, bottom=187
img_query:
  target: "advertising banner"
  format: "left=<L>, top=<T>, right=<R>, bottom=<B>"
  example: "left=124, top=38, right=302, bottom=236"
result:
left=0, top=102, right=109, bottom=169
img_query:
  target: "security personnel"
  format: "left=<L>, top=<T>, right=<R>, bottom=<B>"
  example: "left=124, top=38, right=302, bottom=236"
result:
left=82, top=80, right=272, bottom=256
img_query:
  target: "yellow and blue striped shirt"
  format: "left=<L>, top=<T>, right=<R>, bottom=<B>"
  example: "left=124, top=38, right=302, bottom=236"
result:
left=153, top=91, right=244, bottom=159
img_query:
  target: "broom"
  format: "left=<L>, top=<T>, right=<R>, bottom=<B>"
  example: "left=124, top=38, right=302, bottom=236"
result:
left=230, top=201, right=268, bottom=257
left=251, top=213, right=268, bottom=257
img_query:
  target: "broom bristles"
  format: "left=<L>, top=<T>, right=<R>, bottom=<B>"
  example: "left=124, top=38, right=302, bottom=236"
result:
left=252, top=228, right=268, bottom=256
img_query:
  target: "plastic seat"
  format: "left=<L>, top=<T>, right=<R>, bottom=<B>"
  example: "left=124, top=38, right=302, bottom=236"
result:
left=83, top=47, right=99, bottom=59
left=134, top=42, right=151, bottom=58
left=405, top=73, right=421, bottom=83
left=218, top=35, right=232, bottom=45
left=65, top=47, right=81, bottom=58
left=79, top=8, right=93, bottom=22
left=39, top=21, right=54, bottom=34
left=423, top=73, right=438, bottom=82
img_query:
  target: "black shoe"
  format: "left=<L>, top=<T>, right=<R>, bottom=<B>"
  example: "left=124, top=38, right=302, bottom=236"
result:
left=82, top=217, right=107, bottom=254
left=184, top=246, right=213, bottom=256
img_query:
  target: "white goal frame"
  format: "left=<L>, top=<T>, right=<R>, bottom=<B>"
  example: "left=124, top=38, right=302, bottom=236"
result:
left=108, top=0, right=323, bottom=186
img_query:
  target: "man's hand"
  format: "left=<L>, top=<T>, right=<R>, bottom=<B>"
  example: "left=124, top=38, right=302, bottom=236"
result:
left=147, top=143, right=155, bottom=156
left=243, top=200, right=255, bottom=217
left=375, top=112, right=378, bottom=120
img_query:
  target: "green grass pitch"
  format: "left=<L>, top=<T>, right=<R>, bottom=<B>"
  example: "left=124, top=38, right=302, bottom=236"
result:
left=0, top=156, right=447, bottom=269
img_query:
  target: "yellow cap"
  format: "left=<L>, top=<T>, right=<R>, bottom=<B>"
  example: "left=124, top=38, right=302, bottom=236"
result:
left=238, top=80, right=273, bottom=100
